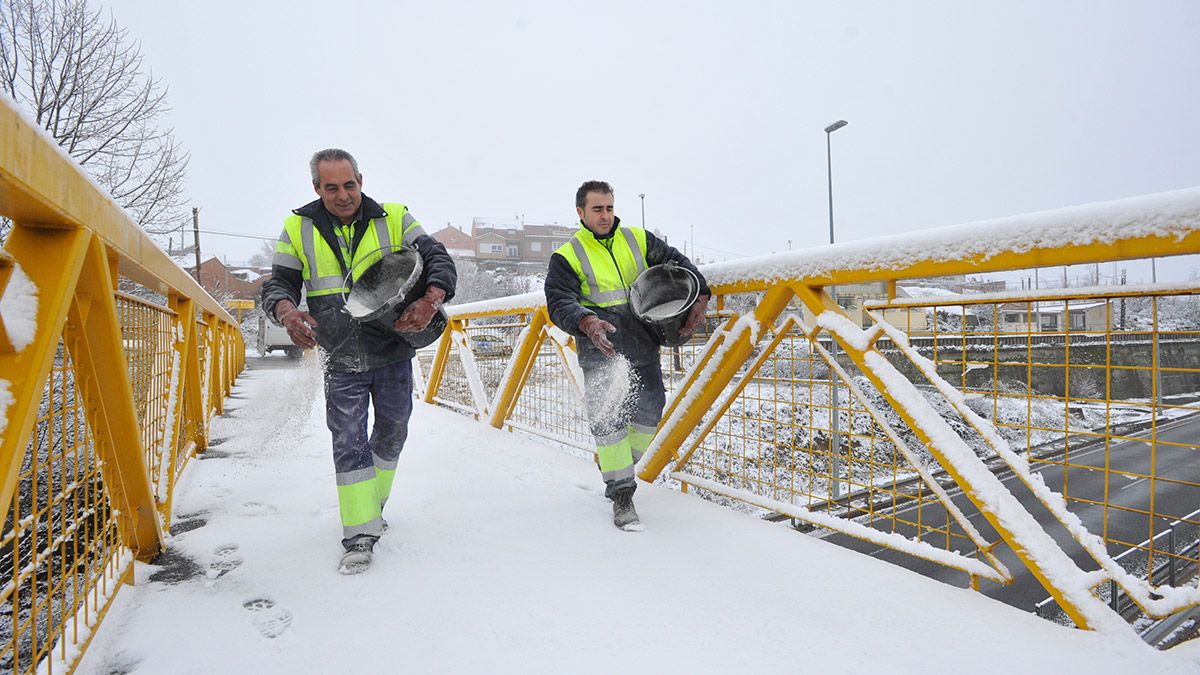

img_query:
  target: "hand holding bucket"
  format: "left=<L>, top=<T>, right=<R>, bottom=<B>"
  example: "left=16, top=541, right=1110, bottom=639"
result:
left=340, top=245, right=448, bottom=348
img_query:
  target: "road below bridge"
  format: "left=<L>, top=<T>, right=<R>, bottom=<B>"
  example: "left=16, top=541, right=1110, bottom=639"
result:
left=824, top=413, right=1200, bottom=619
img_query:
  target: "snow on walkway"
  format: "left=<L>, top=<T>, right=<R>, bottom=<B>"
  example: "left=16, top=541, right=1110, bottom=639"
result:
left=79, top=358, right=1198, bottom=674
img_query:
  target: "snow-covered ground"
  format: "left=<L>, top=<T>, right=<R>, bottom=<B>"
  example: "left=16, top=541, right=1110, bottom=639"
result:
left=77, top=357, right=1200, bottom=674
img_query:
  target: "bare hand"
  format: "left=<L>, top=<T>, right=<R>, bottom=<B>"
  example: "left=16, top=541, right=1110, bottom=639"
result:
left=394, top=286, right=446, bottom=333
left=579, top=315, right=617, bottom=358
left=276, top=300, right=318, bottom=349
left=679, top=294, right=710, bottom=337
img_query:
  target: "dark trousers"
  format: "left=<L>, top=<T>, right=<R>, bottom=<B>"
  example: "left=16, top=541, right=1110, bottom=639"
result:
left=324, top=359, right=413, bottom=547
left=581, top=360, right=666, bottom=499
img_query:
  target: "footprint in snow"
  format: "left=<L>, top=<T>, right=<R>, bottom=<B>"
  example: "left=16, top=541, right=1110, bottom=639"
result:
left=208, top=544, right=243, bottom=579
left=238, top=501, right=279, bottom=516
left=243, top=597, right=293, bottom=639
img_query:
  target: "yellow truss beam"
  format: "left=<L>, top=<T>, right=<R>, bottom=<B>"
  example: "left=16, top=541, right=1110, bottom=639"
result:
left=65, top=235, right=162, bottom=559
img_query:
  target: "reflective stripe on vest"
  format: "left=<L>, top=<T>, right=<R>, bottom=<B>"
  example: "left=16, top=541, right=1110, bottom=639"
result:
left=299, top=219, right=345, bottom=294
left=272, top=231, right=303, bottom=270
left=558, top=225, right=648, bottom=307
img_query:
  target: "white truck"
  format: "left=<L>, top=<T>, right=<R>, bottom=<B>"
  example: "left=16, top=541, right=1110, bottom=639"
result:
left=257, top=311, right=302, bottom=358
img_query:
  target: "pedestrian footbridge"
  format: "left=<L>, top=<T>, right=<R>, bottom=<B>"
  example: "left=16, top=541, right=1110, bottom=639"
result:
left=3, top=98, right=1200, bottom=673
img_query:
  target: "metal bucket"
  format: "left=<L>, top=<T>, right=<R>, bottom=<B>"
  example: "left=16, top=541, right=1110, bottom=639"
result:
left=629, top=262, right=700, bottom=348
left=342, top=246, right=448, bottom=349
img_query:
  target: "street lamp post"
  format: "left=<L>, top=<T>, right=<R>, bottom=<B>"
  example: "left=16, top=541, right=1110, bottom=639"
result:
left=825, top=120, right=847, bottom=245
left=824, top=119, right=848, bottom=499
left=639, top=193, right=646, bottom=230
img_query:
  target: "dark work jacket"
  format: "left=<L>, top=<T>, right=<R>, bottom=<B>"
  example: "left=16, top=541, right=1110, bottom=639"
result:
left=544, top=217, right=709, bottom=368
left=261, top=195, right=457, bottom=372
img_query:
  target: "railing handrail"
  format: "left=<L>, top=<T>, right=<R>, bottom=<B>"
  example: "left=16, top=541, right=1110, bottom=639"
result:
left=0, top=93, right=235, bottom=324
left=700, top=187, right=1200, bottom=292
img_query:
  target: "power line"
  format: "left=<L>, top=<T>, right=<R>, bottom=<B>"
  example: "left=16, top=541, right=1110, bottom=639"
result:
left=693, top=242, right=751, bottom=258
left=191, top=228, right=276, bottom=241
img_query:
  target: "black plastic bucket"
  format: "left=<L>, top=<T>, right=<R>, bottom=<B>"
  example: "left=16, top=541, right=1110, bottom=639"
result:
left=342, top=246, right=448, bottom=349
left=630, top=262, right=700, bottom=347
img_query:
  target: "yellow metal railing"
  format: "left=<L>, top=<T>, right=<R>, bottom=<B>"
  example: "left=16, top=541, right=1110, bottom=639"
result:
left=422, top=187, right=1200, bottom=641
left=0, top=96, right=244, bottom=672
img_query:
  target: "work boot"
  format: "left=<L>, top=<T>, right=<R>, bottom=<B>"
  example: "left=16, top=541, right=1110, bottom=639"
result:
left=612, top=490, right=641, bottom=531
left=338, top=536, right=376, bottom=575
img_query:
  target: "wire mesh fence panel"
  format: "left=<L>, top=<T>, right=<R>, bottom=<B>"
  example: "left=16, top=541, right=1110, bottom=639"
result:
left=115, top=291, right=177, bottom=510
left=658, top=296, right=728, bottom=401
left=431, top=338, right=480, bottom=416
left=460, top=316, right=526, bottom=405
left=673, top=312, right=996, bottom=569
left=507, top=342, right=592, bottom=448
left=0, top=343, right=126, bottom=674
left=872, top=286, right=1200, bottom=598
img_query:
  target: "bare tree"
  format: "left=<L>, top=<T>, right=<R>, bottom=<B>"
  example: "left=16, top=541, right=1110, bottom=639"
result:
left=247, top=239, right=275, bottom=268
left=0, top=0, right=188, bottom=242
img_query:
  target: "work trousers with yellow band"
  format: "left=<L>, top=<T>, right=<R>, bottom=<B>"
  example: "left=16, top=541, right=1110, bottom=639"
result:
left=582, top=360, right=666, bottom=500
left=324, top=359, right=413, bottom=548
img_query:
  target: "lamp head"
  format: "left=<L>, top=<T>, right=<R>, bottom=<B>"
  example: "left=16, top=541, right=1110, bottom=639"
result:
left=824, top=120, right=849, bottom=133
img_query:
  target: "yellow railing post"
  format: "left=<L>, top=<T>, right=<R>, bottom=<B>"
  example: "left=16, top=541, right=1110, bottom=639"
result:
left=205, top=311, right=223, bottom=417
left=163, top=293, right=195, bottom=516
left=423, top=317, right=459, bottom=404
left=177, top=297, right=207, bottom=457
left=489, top=309, right=548, bottom=429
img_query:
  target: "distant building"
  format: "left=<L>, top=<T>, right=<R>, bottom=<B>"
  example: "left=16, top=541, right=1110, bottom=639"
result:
left=428, top=218, right=579, bottom=266
left=827, top=282, right=927, bottom=330
left=187, top=257, right=270, bottom=303
left=998, top=300, right=1112, bottom=332
left=521, top=223, right=576, bottom=263
left=429, top=224, right=475, bottom=258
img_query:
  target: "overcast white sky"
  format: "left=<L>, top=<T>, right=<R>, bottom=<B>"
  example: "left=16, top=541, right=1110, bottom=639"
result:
left=101, top=0, right=1200, bottom=281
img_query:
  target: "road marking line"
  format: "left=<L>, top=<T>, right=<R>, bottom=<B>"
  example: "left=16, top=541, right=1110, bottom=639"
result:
left=1119, top=476, right=1149, bottom=491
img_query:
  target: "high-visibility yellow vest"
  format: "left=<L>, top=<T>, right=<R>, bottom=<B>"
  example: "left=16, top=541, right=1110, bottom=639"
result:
left=273, top=203, right=424, bottom=298
left=554, top=224, right=649, bottom=307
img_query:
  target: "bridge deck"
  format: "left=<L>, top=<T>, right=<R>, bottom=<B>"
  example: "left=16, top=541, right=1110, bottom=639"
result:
left=78, top=358, right=1196, bottom=673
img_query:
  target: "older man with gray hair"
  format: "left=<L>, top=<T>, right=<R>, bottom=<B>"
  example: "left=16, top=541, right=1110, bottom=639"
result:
left=261, top=148, right=456, bottom=573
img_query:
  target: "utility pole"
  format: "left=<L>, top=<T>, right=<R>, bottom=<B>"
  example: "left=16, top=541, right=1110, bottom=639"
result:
left=1119, top=269, right=1126, bottom=330
left=192, top=207, right=203, bottom=284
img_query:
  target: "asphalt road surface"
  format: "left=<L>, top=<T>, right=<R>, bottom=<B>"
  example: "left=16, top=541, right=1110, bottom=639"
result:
left=823, top=413, right=1200, bottom=616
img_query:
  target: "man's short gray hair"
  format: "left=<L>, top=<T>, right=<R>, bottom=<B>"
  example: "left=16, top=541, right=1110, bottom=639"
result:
left=310, top=148, right=360, bottom=185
